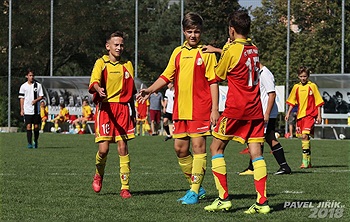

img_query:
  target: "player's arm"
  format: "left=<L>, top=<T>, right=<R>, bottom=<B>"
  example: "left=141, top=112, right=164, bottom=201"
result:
left=265, top=92, right=276, bottom=122
left=20, top=98, right=24, bottom=116
left=137, top=78, right=167, bottom=103
left=210, top=83, right=220, bottom=126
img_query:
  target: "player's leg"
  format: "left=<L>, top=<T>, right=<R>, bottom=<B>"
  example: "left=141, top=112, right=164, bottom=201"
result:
left=265, top=119, right=291, bottom=174
left=92, top=141, right=109, bottom=193
left=40, top=116, right=47, bottom=132
left=32, top=115, right=41, bottom=148
left=25, top=115, right=33, bottom=148
left=244, top=142, right=270, bottom=214
left=204, top=137, right=232, bottom=211
left=181, top=136, right=207, bottom=204
left=118, top=139, right=131, bottom=198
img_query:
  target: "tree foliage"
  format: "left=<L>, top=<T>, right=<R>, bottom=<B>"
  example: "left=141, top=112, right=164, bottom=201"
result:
left=0, top=0, right=349, bottom=126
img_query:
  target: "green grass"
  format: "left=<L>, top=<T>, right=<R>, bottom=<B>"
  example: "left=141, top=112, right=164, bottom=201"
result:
left=1, top=133, right=349, bottom=221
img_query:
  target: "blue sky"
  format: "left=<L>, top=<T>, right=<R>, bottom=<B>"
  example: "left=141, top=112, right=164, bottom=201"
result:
left=239, top=0, right=262, bottom=9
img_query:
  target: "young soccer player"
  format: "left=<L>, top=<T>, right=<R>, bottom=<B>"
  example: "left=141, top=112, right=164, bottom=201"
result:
left=137, top=12, right=219, bottom=205
left=52, top=103, right=69, bottom=133
left=19, top=69, right=43, bottom=148
left=39, top=100, right=48, bottom=133
left=135, top=99, right=150, bottom=136
left=89, top=31, right=136, bottom=199
left=72, top=99, right=93, bottom=134
left=285, top=67, right=324, bottom=168
left=203, top=10, right=270, bottom=214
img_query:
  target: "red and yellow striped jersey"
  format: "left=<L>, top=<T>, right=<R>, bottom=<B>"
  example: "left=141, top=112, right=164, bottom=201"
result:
left=215, top=38, right=262, bottom=120
left=135, top=99, right=149, bottom=117
left=40, top=106, right=48, bottom=118
left=82, top=105, right=92, bottom=118
left=89, top=55, right=136, bottom=103
left=287, top=81, right=324, bottom=119
left=159, top=41, right=217, bottom=120
left=60, top=107, right=69, bottom=121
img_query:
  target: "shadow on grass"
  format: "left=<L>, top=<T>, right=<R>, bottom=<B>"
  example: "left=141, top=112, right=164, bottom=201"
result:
left=310, top=165, right=348, bottom=168
left=100, top=188, right=188, bottom=196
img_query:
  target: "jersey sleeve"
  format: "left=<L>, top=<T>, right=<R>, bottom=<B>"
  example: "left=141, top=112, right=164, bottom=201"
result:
left=215, top=44, right=233, bottom=81
left=260, top=68, right=275, bottom=93
left=312, top=83, right=325, bottom=107
left=204, top=53, right=218, bottom=84
left=160, top=47, right=181, bottom=82
left=19, top=84, right=25, bottom=98
left=286, top=85, right=298, bottom=106
left=88, top=58, right=104, bottom=93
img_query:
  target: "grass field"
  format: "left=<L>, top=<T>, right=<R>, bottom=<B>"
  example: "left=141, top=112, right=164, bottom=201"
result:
left=0, top=133, right=349, bottom=221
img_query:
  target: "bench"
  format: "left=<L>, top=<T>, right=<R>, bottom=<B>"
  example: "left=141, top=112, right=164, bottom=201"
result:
left=315, top=112, right=349, bottom=140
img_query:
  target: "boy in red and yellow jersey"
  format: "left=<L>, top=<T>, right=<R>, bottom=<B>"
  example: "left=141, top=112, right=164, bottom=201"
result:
left=39, top=100, right=48, bottom=133
left=137, top=12, right=219, bottom=205
left=285, top=67, right=324, bottom=168
left=72, top=99, right=93, bottom=134
left=204, top=10, right=270, bottom=214
left=135, top=99, right=149, bottom=136
left=89, top=31, right=136, bottom=199
left=52, top=103, right=69, bottom=133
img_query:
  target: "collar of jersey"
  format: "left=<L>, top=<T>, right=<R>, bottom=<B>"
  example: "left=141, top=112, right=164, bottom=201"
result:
left=181, top=41, right=204, bottom=50
left=102, top=55, right=126, bottom=64
left=232, top=38, right=252, bottom=45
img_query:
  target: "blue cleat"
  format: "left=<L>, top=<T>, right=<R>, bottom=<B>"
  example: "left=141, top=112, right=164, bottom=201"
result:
left=27, top=143, right=33, bottom=149
left=181, top=191, right=199, bottom=205
left=177, top=186, right=206, bottom=203
left=33, top=141, right=38, bottom=148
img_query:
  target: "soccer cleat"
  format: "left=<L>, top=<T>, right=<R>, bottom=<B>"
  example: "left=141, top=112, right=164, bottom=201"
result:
left=164, top=135, right=172, bottom=141
left=39, top=130, right=44, bottom=133
left=27, top=143, right=33, bottom=149
left=300, top=163, right=312, bottom=169
left=274, top=166, right=292, bottom=175
left=244, top=203, right=270, bottom=214
left=198, top=186, right=206, bottom=199
left=120, top=189, right=132, bottom=199
left=181, top=191, right=199, bottom=205
left=33, top=141, right=38, bottom=149
left=238, top=168, right=254, bottom=176
left=204, top=198, right=232, bottom=212
left=92, top=174, right=103, bottom=193
left=239, top=147, right=249, bottom=154
left=178, top=186, right=206, bottom=202
left=78, top=130, right=85, bottom=135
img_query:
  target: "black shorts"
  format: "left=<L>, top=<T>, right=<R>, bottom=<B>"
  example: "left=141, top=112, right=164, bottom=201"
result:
left=24, top=114, right=41, bottom=125
left=163, top=112, right=173, bottom=121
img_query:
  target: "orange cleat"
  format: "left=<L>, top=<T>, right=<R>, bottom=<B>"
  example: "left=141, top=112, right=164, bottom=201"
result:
left=92, top=174, right=103, bottom=193
left=120, top=189, right=132, bottom=199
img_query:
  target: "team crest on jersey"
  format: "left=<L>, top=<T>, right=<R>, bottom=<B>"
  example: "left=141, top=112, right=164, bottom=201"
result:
left=124, top=71, right=130, bottom=79
left=309, top=90, right=313, bottom=96
left=196, top=58, right=203, bottom=66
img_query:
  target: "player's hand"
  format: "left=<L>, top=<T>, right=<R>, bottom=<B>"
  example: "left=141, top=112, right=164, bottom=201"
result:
left=202, top=45, right=217, bottom=53
left=136, top=89, right=151, bottom=104
left=284, top=114, right=289, bottom=121
left=210, top=110, right=220, bottom=127
left=97, top=87, right=106, bottom=98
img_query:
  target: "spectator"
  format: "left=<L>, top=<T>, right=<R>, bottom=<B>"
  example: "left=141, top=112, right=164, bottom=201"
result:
left=52, top=103, right=70, bottom=133
left=39, top=100, right=48, bottom=133
left=72, top=99, right=93, bottom=134
left=163, top=82, right=175, bottom=141
left=149, top=91, right=164, bottom=135
left=135, top=99, right=150, bottom=136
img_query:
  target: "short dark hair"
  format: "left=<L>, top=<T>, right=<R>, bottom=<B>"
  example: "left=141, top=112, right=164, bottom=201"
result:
left=182, top=12, right=203, bottom=30
left=335, top=91, right=343, bottom=98
left=298, top=66, right=310, bottom=76
left=106, top=31, right=125, bottom=43
left=228, top=10, right=251, bottom=36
